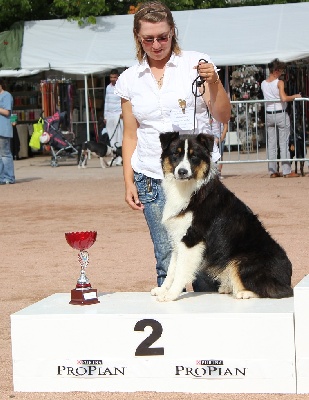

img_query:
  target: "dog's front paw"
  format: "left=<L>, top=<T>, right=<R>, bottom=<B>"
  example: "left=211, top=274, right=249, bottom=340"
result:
left=235, top=290, right=258, bottom=299
left=157, top=291, right=179, bottom=302
left=218, top=285, right=232, bottom=294
left=151, top=286, right=167, bottom=296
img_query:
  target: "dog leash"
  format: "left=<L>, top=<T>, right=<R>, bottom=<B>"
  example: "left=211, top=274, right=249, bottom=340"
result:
left=191, top=59, right=207, bottom=132
left=109, top=117, right=121, bottom=143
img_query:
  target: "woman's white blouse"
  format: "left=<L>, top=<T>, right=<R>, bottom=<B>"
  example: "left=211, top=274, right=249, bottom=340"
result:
left=115, top=51, right=218, bottom=179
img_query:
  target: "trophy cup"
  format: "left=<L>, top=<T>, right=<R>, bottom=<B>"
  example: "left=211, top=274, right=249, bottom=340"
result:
left=65, top=231, right=100, bottom=305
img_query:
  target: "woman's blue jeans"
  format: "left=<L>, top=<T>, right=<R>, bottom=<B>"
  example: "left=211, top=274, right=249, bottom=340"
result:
left=134, top=172, right=171, bottom=287
left=0, top=136, right=15, bottom=184
left=134, top=172, right=219, bottom=292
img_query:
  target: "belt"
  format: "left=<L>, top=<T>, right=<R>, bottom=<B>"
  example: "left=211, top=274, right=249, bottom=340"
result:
left=266, top=110, right=285, bottom=114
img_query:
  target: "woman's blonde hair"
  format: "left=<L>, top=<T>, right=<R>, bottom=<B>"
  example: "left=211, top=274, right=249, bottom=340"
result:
left=133, top=1, right=181, bottom=62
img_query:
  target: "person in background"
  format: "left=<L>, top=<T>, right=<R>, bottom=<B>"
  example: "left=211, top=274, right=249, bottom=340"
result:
left=0, top=78, right=15, bottom=184
left=261, top=58, right=301, bottom=178
left=104, top=69, right=123, bottom=166
left=115, top=1, right=230, bottom=290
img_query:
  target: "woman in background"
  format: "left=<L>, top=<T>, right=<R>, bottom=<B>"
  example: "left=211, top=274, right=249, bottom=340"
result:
left=261, top=58, right=301, bottom=178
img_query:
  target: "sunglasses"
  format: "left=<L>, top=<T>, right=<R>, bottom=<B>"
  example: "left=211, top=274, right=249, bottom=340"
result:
left=139, top=31, right=172, bottom=46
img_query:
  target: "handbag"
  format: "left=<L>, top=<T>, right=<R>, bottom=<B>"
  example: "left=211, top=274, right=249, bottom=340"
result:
left=29, top=117, right=44, bottom=150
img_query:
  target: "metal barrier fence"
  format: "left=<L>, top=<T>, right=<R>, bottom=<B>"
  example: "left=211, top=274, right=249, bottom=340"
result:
left=220, top=98, right=309, bottom=166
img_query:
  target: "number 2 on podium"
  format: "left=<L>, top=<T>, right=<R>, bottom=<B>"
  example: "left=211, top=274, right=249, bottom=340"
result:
left=134, top=319, right=164, bottom=356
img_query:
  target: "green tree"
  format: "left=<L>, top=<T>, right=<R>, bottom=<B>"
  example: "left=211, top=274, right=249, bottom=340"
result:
left=0, top=0, right=305, bottom=32
left=0, top=0, right=109, bottom=31
left=52, top=0, right=107, bottom=25
left=0, top=0, right=50, bottom=31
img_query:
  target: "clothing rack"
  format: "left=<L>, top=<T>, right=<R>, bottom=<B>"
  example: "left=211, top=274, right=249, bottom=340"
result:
left=40, top=79, right=74, bottom=130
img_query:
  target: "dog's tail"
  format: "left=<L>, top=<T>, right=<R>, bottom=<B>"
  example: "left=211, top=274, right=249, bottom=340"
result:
left=249, top=276, right=293, bottom=299
left=262, top=282, right=293, bottom=298
left=239, top=256, right=293, bottom=298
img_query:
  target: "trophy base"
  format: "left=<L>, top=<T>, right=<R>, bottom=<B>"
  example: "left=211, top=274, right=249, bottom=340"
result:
left=69, top=288, right=100, bottom=305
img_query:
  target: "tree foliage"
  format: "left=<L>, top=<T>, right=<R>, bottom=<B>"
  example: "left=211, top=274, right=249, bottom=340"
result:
left=0, top=0, right=305, bottom=32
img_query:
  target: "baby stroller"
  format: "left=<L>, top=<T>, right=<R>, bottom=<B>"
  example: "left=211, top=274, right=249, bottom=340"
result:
left=41, top=111, right=78, bottom=167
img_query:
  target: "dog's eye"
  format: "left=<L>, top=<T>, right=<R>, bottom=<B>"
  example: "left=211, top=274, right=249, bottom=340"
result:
left=190, top=155, right=200, bottom=164
left=172, top=153, right=180, bottom=161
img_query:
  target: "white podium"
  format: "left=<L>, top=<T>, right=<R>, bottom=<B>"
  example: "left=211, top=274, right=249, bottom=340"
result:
left=294, top=275, right=309, bottom=393
left=11, top=292, right=296, bottom=393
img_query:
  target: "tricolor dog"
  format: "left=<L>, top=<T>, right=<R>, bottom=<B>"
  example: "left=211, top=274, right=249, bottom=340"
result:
left=78, top=141, right=113, bottom=169
left=151, top=132, right=293, bottom=302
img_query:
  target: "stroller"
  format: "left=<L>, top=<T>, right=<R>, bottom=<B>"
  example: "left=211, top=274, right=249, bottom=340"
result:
left=41, top=111, right=79, bottom=167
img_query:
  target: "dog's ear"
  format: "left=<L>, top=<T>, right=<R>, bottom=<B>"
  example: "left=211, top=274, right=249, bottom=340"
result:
left=196, top=133, right=214, bottom=154
left=160, top=132, right=179, bottom=151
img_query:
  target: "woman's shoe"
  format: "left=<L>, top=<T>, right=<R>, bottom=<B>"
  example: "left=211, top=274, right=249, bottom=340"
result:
left=283, top=172, right=300, bottom=178
left=270, top=172, right=280, bottom=178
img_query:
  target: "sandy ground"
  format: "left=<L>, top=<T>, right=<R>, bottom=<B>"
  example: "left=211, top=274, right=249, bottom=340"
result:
left=1, top=153, right=309, bottom=400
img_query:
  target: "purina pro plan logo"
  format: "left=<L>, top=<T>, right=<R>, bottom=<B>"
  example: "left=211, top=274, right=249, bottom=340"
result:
left=175, top=359, right=247, bottom=378
left=57, top=360, right=126, bottom=378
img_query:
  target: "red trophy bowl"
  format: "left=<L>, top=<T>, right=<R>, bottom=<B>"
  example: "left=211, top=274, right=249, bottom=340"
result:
left=65, top=231, right=100, bottom=305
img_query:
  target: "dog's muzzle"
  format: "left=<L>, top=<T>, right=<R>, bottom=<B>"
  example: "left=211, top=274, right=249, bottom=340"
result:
left=175, top=167, right=192, bottom=180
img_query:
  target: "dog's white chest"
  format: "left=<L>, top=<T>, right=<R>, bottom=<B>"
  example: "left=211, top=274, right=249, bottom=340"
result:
left=162, top=178, right=196, bottom=241
left=162, top=183, right=193, bottom=242
left=164, top=211, right=193, bottom=243
left=162, top=177, right=195, bottom=217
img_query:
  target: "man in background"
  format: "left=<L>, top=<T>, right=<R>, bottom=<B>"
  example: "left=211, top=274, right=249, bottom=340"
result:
left=104, top=69, right=123, bottom=166
left=0, top=78, right=15, bottom=184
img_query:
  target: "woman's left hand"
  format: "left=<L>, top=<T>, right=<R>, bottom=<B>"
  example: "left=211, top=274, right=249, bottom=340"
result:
left=196, top=61, right=219, bottom=84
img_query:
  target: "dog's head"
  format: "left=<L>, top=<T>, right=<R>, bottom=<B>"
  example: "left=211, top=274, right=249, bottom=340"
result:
left=160, top=132, right=215, bottom=181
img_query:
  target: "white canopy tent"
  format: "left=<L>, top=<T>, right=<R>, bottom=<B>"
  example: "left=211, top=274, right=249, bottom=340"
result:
left=1, top=2, right=308, bottom=139
left=1, top=2, right=308, bottom=78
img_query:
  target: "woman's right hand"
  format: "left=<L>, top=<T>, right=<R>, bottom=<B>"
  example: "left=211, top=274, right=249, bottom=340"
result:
left=125, top=181, right=144, bottom=211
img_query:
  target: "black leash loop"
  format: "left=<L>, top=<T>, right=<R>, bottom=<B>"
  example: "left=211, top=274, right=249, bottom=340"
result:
left=192, top=59, right=208, bottom=132
left=192, top=58, right=208, bottom=97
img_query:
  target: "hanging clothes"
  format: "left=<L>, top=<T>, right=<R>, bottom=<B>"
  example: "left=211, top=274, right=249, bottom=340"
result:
left=40, top=79, right=75, bottom=130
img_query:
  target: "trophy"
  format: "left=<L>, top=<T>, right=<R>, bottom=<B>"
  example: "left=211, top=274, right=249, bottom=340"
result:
left=65, top=231, right=100, bottom=305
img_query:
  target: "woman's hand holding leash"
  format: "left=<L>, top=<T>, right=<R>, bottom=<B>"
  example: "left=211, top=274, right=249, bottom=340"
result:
left=195, top=60, right=219, bottom=85
left=194, top=59, right=230, bottom=123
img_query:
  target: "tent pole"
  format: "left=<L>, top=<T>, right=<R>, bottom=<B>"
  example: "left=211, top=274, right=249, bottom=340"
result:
left=84, top=75, right=90, bottom=142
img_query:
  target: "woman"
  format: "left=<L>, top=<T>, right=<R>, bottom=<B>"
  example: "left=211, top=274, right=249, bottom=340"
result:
left=115, top=1, right=230, bottom=288
left=261, top=58, right=301, bottom=178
